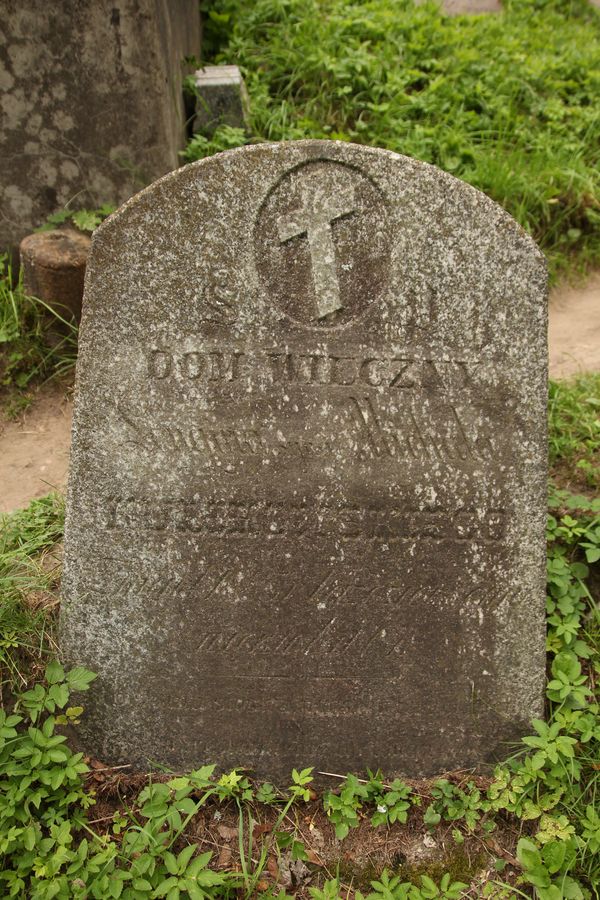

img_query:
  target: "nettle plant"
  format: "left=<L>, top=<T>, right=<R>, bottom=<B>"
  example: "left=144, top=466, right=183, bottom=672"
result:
left=37, top=205, right=116, bottom=235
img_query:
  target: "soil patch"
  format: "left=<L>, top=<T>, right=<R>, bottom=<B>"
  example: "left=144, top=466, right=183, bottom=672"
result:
left=549, top=272, right=600, bottom=379
left=0, top=382, right=73, bottom=514
left=83, top=767, right=522, bottom=896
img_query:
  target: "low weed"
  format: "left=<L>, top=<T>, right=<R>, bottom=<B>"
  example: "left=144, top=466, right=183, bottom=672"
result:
left=0, top=255, right=78, bottom=407
left=549, top=375, right=600, bottom=491
left=180, top=125, right=248, bottom=163
left=323, top=772, right=412, bottom=839
left=0, top=494, right=64, bottom=694
left=36, top=204, right=115, bottom=235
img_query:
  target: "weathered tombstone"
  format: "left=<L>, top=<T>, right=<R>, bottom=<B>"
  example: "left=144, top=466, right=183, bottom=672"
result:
left=61, top=141, right=548, bottom=779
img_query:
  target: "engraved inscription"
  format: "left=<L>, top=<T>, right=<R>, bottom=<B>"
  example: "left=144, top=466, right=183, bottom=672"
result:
left=347, top=396, right=494, bottom=461
left=148, top=349, right=244, bottom=381
left=114, top=399, right=497, bottom=465
left=193, top=623, right=394, bottom=659
left=96, top=496, right=506, bottom=544
left=82, top=551, right=506, bottom=672
left=200, top=268, right=238, bottom=324
left=146, top=345, right=483, bottom=394
left=277, top=181, right=355, bottom=319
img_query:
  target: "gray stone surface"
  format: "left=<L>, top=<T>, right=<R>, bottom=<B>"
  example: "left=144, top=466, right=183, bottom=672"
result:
left=0, top=1, right=200, bottom=252
left=193, top=65, right=250, bottom=134
left=61, top=140, right=548, bottom=780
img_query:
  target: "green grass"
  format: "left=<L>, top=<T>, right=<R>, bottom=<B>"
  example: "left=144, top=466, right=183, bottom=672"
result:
left=0, top=254, right=78, bottom=411
left=189, top=0, right=600, bottom=281
left=549, top=375, right=600, bottom=490
left=0, top=494, right=64, bottom=694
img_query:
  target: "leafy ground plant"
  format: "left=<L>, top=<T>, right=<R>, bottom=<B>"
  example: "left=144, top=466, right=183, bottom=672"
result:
left=192, top=0, right=600, bottom=281
left=36, top=204, right=115, bottom=236
left=549, top=375, right=600, bottom=492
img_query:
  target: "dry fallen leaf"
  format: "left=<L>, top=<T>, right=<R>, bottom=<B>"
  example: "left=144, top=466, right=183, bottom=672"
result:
left=267, top=855, right=280, bottom=882
left=217, top=845, right=232, bottom=868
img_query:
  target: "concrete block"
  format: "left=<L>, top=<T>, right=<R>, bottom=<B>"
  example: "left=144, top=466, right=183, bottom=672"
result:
left=193, top=65, right=250, bottom=133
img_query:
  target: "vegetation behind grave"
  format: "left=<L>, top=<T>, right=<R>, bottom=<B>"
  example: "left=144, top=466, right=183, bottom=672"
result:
left=1, top=377, right=599, bottom=898
left=0, top=255, right=78, bottom=416
left=187, top=0, right=600, bottom=282
left=0, top=208, right=114, bottom=414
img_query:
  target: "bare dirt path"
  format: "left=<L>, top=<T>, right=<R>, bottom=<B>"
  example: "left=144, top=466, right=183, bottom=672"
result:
left=548, top=272, right=600, bottom=379
left=1, top=273, right=599, bottom=515
left=0, top=384, right=73, bottom=514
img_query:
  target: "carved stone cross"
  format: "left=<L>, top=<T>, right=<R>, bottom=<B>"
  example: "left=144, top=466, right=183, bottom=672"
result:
left=277, top=183, right=355, bottom=320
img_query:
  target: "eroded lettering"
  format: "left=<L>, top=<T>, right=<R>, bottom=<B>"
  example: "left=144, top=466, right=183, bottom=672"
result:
left=96, top=496, right=506, bottom=544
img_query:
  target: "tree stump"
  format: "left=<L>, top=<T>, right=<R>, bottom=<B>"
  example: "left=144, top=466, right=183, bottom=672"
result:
left=19, top=229, right=91, bottom=324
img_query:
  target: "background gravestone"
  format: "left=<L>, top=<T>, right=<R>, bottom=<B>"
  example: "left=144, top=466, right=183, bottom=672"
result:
left=0, top=0, right=200, bottom=252
left=61, top=140, right=548, bottom=779
left=192, top=66, right=250, bottom=134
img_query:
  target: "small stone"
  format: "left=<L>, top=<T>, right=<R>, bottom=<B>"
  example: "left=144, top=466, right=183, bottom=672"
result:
left=405, top=834, right=444, bottom=865
left=20, top=228, right=91, bottom=323
left=193, top=65, right=250, bottom=133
